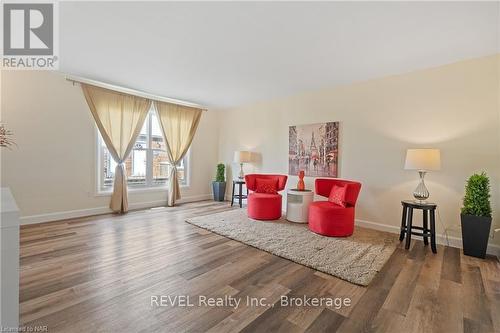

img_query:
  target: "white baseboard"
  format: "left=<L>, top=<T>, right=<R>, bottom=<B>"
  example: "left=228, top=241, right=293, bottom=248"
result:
left=19, top=194, right=212, bottom=225
left=19, top=199, right=499, bottom=257
left=355, top=218, right=500, bottom=257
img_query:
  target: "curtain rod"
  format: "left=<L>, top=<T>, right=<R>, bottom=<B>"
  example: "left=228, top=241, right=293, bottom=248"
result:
left=65, top=74, right=208, bottom=110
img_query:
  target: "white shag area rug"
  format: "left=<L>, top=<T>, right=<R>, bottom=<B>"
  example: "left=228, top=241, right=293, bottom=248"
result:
left=186, top=209, right=397, bottom=286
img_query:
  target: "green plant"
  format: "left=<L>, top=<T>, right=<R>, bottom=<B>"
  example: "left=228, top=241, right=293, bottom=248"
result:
left=461, top=172, right=492, bottom=217
left=215, top=163, right=225, bottom=182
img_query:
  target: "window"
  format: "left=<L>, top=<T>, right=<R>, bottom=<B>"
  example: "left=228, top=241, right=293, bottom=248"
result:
left=98, top=109, right=189, bottom=192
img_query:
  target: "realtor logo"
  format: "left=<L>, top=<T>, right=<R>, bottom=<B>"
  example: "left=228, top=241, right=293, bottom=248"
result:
left=4, top=3, right=53, bottom=55
left=2, top=1, right=58, bottom=69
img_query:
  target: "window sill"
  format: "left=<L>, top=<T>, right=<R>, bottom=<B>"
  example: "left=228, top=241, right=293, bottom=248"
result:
left=95, top=184, right=190, bottom=197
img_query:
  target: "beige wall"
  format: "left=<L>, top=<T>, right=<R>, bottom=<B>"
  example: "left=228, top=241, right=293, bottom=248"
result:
left=217, top=55, right=500, bottom=248
left=1, top=56, right=499, bottom=250
left=1, top=71, right=219, bottom=222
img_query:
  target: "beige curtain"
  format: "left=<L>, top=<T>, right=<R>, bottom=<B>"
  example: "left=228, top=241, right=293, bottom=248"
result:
left=154, top=101, right=202, bottom=206
left=82, top=84, right=151, bottom=213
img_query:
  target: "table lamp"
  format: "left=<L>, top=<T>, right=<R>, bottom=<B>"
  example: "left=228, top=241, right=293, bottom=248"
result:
left=234, top=151, right=252, bottom=180
left=404, top=148, right=441, bottom=202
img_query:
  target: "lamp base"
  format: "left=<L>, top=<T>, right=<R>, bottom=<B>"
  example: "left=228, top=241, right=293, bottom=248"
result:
left=413, top=171, right=429, bottom=202
left=238, top=163, right=244, bottom=180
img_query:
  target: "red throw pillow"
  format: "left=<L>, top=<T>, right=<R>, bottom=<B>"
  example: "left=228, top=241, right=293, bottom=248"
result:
left=328, top=185, right=347, bottom=207
left=255, top=178, right=278, bottom=194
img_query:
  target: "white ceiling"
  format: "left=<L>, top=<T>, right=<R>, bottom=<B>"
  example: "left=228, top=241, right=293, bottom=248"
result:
left=60, top=1, right=498, bottom=108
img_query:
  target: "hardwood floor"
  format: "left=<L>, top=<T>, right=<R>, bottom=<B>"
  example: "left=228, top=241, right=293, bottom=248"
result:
left=19, top=201, right=499, bottom=333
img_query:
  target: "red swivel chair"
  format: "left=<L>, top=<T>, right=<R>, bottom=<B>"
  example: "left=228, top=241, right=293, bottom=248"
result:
left=245, top=174, right=288, bottom=220
left=308, top=179, right=362, bottom=237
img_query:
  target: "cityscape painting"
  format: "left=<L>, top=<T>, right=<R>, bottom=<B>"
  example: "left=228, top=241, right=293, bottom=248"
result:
left=289, top=122, right=339, bottom=177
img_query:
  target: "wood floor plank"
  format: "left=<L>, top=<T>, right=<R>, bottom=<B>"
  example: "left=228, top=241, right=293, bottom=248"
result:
left=398, top=284, right=438, bottom=333
left=285, top=274, right=339, bottom=329
left=336, top=248, right=408, bottom=332
left=207, top=283, right=290, bottom=333
left=462, top=264, right=493, bottom=330
left=18, top=200, right=499, bottom=333
left=323, top=276, right=367, bottom=317
left=239, top=301, right=298, bottom=333
left=382, top=256, right=424, bottom=316
left=416, top=244, right=444, bottom=290
left=463, top=317, right=496, bottom=333
left=480, top=258, right=500, bottom=333
left=433, top=279, right=464, bottom=333
left=371, top=308, right=406, bottom=333
left=440, top=245, right=462, bottom=283
left=304, top=308, right=345, bottom=333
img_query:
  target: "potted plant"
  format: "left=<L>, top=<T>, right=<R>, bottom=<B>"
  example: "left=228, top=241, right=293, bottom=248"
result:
left=212, top=163, right=226, bottom=201
left=460, top=172, right=492, bottom=258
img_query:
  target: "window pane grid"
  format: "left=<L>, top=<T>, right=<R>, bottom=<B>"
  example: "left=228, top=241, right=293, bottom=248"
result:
left=99, top=110, right=188, bottom=191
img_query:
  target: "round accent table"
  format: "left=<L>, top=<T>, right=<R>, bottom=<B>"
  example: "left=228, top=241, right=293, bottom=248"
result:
left=286, top=189, right=314, bottom=223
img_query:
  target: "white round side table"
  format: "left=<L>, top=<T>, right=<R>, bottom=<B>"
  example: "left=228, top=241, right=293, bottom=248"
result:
left=286, top=189, right=314, bottom=223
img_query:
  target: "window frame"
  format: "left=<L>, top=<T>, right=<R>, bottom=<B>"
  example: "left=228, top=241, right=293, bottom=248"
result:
left=95, top=110, right=190, bottom=196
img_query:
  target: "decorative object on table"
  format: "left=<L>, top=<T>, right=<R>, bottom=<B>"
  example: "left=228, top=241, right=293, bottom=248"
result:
left=233, top=151, right=252, bottom=180
left=186, top=209, right=397, bottom=286
left=404, top=148, right=441, bottom=202
left=297, top=170, right=305, bottom=190
left=289, top=122, right=339, bottom=178
left=231, top=180, right=248, bottom=208
left=460, top=172, right=492, bottom=259
left=212, top=163, right=226, bottom=202
left=286, top=189, right=313, bottom=223
left=0, top=124, right=16, bottom=149
left=399, top=200, right=437, bottom=254
left=308, top=178, right=362, bottom=237
left=245, top=174, right=288, bottom=220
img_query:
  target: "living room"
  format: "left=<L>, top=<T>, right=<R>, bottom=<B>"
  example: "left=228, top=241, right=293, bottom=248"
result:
left=1, top=1, right=499, bottom=332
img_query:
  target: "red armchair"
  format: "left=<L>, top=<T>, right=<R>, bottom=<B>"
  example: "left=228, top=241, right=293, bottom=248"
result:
left=245, top=174, right=288, bottom=220
left=308, top=178, right=362, bottom=237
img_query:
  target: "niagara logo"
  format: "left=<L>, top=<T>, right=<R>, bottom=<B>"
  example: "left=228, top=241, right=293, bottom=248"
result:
left=2, top=1, right=59, bottom=69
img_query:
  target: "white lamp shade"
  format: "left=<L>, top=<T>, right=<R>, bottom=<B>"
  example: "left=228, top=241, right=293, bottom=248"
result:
left=404, top=149, right=441, bottom=171
left=234, top=151, right=252, bottom=163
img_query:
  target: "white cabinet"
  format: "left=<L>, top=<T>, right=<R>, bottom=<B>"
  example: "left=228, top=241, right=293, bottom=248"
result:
left=1, top=188, right=19, bottom=330
left=286, top=189, right=314, bottom=223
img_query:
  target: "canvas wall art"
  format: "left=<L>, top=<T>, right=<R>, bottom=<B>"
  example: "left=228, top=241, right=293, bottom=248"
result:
left=289, top=122, right=339, bottom=177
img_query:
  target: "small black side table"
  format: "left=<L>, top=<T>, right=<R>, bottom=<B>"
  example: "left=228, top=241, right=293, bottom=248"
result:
left=231, top=180, right=248, bottom=208
left=400, top=200, right=437, bottom=253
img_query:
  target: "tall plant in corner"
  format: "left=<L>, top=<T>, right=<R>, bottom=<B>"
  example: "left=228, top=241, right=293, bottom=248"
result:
left=212, top=163, right=226, bottom=202
left=460, top=172, right=492, bottom=259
